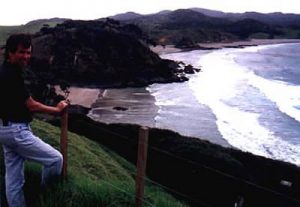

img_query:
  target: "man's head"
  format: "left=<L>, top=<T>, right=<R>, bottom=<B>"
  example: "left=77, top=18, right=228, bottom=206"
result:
left=4, top=34, right=32, bottom=67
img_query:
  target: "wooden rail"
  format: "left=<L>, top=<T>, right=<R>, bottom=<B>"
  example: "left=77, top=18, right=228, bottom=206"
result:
left=60, top=107, right=69, bottom=180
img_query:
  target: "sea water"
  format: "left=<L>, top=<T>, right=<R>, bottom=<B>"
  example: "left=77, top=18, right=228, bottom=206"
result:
left=148, top=43, right=300, bottom=166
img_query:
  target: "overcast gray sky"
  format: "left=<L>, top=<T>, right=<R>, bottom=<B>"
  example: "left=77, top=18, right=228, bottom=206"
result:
left=1, top=0, right=300, bottom=25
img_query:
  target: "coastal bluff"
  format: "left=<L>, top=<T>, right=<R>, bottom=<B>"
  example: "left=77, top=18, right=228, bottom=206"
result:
left=29, top=19, right=198, bottom=88
left=49, top=113, right=300, bottom=207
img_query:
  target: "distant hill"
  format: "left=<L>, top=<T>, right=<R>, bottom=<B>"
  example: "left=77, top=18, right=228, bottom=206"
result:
left=0, top=25, right=20, bottom=46
left=190, top=7, right=227, bottom=17
left=111, top=8, right=300, bottom=45
left=108, top=10, right=173, bottom=21
left=25, top=18, right=68, bottom=26
left=178, top=8, right=300, bottom=27
left=0, top=18, right=68, bottom=45
left=224, top=12, right=300, bottom=27
left=109, top=12, right=143, bottom=21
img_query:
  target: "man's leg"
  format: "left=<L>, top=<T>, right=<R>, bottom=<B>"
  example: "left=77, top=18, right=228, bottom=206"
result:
left=3, top=146, right=26, bottom=207
left=13, top=125, right=63, bottom=186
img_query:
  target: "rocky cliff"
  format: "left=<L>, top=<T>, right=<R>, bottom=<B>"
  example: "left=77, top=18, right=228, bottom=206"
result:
left=30, top=19, right=191, bottom=88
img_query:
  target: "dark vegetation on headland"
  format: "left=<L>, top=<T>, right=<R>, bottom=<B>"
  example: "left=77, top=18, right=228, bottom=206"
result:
left=29, top=19, right=194, bottom=88
left=47, top=112, right=300, bottom=207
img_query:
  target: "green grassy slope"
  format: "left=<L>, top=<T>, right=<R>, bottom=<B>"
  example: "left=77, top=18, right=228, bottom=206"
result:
left=0, top=18, right=66, bottom=45
left=0, top=119, right=188, bottom=207
left=0, top=26, right=19, bottom=46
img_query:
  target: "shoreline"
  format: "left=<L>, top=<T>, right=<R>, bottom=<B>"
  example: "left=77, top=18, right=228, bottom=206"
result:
left=55, top=86, right=103, bottom=108
left=64, top=39, right=300, bottom=147
left=63, top=38, right=300, bottom=109
left=151, top=38, right=300, bottom=55
left=87, top=87, right=158, bottom=128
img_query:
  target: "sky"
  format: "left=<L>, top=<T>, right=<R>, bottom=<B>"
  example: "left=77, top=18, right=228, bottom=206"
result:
left=1, top=0, right=300, bottom=26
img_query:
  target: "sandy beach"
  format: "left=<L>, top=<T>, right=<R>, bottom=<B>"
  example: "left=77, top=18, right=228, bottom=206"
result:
left=151, top=38, right=300, bottom=55
left=55, top=85, right=158, bottom=127
left=87, top=87, right=158, bottom=127
left=66, top=39, right=300, bottom=127
left=198, top=38, right=300, bottom=48
left=55, top=86, right=102, bottom=108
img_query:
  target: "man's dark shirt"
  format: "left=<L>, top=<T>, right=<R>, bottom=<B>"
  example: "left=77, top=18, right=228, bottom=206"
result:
left=0, top=61, right=32, bottom=122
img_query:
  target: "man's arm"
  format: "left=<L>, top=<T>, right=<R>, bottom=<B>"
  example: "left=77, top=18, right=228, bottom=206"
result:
left=26, top=96, right=68, bottom=114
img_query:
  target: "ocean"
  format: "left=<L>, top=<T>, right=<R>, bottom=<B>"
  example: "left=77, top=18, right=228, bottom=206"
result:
left=89, top=43, right=300, bottom=166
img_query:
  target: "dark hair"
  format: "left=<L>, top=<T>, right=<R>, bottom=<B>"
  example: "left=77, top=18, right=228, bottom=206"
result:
left=4, top=34, right=32, bottom=60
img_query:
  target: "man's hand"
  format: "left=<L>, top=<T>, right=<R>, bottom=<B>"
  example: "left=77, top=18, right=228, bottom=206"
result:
left=56, top=100, right=69, bottom=113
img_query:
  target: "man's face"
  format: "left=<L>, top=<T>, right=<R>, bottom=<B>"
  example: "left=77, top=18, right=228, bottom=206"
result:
left=8, top=44, right=32, bottom=67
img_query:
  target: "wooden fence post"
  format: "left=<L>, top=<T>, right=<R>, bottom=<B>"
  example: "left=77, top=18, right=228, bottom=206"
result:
left=135, top=127, right=149, bottom=207
left=235, top=196, right=244, bottom=207
left=60, top=107, right=69, bottom=180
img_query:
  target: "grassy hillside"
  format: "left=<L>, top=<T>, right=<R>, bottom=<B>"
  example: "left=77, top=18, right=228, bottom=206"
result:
left=0, top=18, right=66, bottom=45
left=0, top=119, right=188, bottom=207
left=0, top=26, right=19, bottom=46
left=59, top=113, right=300, bottom=207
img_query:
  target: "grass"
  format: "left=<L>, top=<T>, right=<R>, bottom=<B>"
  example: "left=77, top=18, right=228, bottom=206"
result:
left=0, top=19, right=66, bottom=45
left=0, top=26, right=19, bottom=46
left=0, top=119, right=188, bottom=207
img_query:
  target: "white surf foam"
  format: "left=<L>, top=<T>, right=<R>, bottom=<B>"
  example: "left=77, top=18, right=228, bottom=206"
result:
left=188, top=49, right=300, bottom=165
left=149, top=48, right=300, bottom=165
left=247, top=72, right=300, bottom=123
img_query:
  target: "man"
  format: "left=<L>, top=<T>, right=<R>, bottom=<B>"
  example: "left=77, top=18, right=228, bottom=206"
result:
left=0, top=34, right=68, bottom=207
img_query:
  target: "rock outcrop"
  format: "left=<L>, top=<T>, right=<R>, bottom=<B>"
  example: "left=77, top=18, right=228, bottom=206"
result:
left=30, top=19, right=190, bottom=88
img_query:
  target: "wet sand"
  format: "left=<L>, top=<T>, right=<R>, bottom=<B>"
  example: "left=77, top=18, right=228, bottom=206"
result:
left=55, top=86, right=102, bottom=108
left=87, top=87, right=158, bottom=127
left=55, top=86, right=158, bottom=127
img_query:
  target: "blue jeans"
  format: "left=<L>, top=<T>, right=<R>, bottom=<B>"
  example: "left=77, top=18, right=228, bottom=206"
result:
left=0, top=122, right=63, bottom=207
